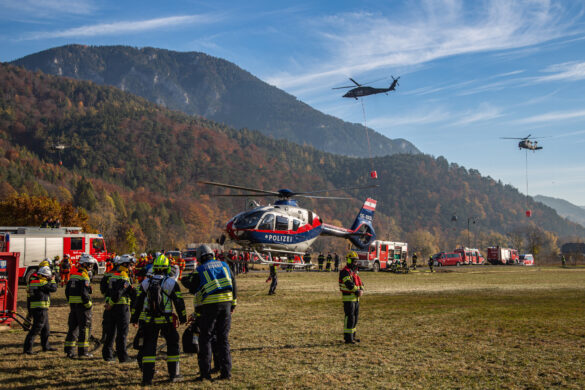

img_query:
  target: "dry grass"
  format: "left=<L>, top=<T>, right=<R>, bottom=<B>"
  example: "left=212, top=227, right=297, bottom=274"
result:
left=2, top=266, right=585, bottom=389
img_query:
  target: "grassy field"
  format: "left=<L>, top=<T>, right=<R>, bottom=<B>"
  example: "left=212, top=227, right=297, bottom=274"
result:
left=2, top=266, right=585, bottom=389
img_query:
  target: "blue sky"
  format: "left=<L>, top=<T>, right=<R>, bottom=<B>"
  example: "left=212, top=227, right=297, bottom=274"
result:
left=2, top=0, right=585, bottom=206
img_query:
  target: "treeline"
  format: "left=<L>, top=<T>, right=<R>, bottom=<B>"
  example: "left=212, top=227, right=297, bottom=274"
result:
left=0, top=62, right=583, bottom=257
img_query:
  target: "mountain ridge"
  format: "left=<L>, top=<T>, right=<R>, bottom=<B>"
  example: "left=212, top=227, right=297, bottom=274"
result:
left=535, top=195, right=585, bottom=228
left=11, top=44, right=419, bottom=158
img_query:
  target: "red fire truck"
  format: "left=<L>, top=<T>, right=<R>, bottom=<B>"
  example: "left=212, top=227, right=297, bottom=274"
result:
left=486, top=246, right=519, bottom=265
left=0, top=226, right=109, bottom=281
left=454, top=247, right=486, bottom=265
left=355, top=240, right=408, bottom=272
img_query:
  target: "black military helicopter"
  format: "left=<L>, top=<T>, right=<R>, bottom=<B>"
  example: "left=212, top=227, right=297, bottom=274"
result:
left=334, top=76, right=400, bottom=99
left=500, top=134, right=544, bottom=151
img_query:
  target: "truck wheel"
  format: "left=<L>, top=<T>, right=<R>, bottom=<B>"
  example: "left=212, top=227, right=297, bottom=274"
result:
left=456, top=262, right=461, bottom=267
left=373, top=262, right=380, bottom=272
left=24, top=268, right=37, bottom=284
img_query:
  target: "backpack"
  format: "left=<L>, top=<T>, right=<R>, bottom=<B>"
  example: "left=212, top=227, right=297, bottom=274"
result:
left=146, top=277, right=168, bottom=318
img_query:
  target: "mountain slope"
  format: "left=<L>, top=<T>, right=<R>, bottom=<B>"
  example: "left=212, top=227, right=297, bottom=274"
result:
left=11, top=44, right=419, bottom=158
left=1, top=62, right=583, bottom=254
left=535, top=195, right=585, bottom=228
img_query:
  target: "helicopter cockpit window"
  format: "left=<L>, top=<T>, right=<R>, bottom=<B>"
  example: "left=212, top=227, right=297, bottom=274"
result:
left=275, top=216, right=289, bottom=231
left=292, top=219, right=301, bottom=231
left=257, top=214, right=274, bottom=230
left=234, top=211, right=264, bottom=230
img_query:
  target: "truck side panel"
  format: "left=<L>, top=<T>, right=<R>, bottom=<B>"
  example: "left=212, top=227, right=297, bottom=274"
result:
left=45, top=237, right=63, bottom=260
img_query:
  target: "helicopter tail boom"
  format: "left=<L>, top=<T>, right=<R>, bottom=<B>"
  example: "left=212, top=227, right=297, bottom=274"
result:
left=321, top=198, right=377, bottom=250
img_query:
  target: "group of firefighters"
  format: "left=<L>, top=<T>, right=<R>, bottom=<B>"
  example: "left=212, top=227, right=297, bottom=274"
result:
left=23, top=246, right=373, bottom=384
left=24, top=245, right=236, bottom=385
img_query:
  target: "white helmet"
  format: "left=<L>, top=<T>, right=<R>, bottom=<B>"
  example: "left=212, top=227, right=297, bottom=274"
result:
left=141, top=253, right=147, bottom=258
left=37, top=266, right=52, bottom=278
left=116, top=254, right=135, bottom=265
left=196, top=245, right=214, bottom=262
left=78, top=254, right=97, bottom=267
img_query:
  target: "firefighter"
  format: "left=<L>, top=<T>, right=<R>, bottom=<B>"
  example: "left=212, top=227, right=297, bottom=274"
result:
left=339, top=251, right=364, bottom=344
left=286, top=256, right=294, bottom=272
left=131, top=254, right=187, bottom=385
left=100, top=255, right=118, bottom=347
left=561, top=255, right=567, bottom=268
left=177, top=255, right=186, bottom=279
left=411, top=253, right=418, bottom=270
left=326, top=253, right=333, bottom=271
left=102, top=254, right=136, bottom=362
left=318, top=252, right=325, bottom=271
left=64, top=254, right=96, bottom=358
left=334, top=253, right=340, bottom=272
left=267, top=264, right=278, bottom=295
left=192, top=245, right=237, bottom=381
left=23, top=266, right=58, bottom=354
left=52, top=256, right=61, bottom=285
left=303, top=252, right=312, bottom=271
left=428, top=255, right=434, bottom=272
left=60, top=254, right=71, bottom=287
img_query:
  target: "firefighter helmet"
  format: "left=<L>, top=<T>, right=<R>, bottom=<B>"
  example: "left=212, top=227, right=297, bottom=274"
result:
left=153, top=254, right=169, bottom=272
left=196, top=245, right=214, bottom=263
left=39, top=258, right=51, bottom=267
left=78, top=254, right=97, bottom=267
left=37, top=266, right=52, bottom=278
left=116, top=254, right=135, bottom=265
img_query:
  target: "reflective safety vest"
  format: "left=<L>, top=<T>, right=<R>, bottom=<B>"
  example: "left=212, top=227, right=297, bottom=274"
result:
left=28, top=274, right=57, bottom=309
left=196, top=259, right=235, bottom=305
left=139, top=276, right=186, bottom=324
left=339, top=266, right=363, bottom=302
left=106, top=270, right=132, bottom=305
left=66, top=270, right=92, bottom=308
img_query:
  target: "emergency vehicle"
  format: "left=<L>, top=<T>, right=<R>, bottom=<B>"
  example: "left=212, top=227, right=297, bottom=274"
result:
left=355, top=240, right=408, bottom=272
left=431, top=252, right=464, bottom=267
left=486, top=246, right=519, bottom=265
left=454, top=247, right=486, bottom=265
left=0, top=226, right=109, bottom=281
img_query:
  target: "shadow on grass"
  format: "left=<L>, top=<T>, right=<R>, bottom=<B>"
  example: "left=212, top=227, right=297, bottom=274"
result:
left=233, top=341, right=340, bottom=352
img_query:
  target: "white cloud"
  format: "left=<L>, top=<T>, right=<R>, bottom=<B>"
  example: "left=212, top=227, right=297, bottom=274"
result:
left=535, top=61, right=585, bottom=82
left=0, top=0, right=95, bottom=17
left=516, top=109, right=585, bottom=124
left=22, top=14, right=220, bottom=40
left=267, top=0, right=582, bottom=92
left=452, top=104, right=504, bottom=126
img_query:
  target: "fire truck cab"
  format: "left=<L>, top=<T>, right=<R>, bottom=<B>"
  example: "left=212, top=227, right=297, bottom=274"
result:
left=355, top=240, right=408, bottom=272
left=0, top=226, right=108, bottom=281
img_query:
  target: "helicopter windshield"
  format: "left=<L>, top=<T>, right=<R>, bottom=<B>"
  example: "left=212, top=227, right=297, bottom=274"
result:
left=233, top=210, right=264, bottom=230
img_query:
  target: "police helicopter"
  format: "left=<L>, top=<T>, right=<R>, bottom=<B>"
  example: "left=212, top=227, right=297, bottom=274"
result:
left=199, top=181, right=378, bottom=266
left=500, top=134, right=544, bottom=151
left=333, top=76, right=400, bottom=99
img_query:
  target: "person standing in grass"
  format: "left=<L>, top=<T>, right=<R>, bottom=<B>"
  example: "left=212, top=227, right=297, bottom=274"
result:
left=267, top=264, right=278, bottom=295
left=339, top=251, right=364, bottom=344
left=428, top=256, right=434, bottom=272
left=318, top=252, right=325, bottom=271
left=23, top=266, right=58, bottom=355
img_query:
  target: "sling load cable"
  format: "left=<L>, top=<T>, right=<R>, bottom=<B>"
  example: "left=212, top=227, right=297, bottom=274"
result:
left=525, top=149, right=531, bottom=217
left=361, top=98, right=377, bottom=179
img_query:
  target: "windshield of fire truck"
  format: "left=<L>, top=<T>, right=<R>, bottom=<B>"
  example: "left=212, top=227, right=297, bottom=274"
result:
left=92, top=238, right=105, bottom=253
left=234, top=211, right=264, bottom=230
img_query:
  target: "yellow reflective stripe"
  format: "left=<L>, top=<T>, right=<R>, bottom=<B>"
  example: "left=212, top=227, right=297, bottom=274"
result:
left=143, top=356, right=156, bottom=363
left=30, top=301, right=50, bottom=308
left=83, top=301, right=93, bottom=309
left=202, top=292, right=233, bottom=304
left=65, top=341, right=76, bottom=347
left=203, top=270, right=211, bottom=284
left=223, top=267, right=232, bottom=282
left=342, top=295, right=358, bottom=302
left=68, top=296, right=83, bottom=303
left=166, top=355, right=180, bottom=362
left=342, top=275, right=352, bottom=283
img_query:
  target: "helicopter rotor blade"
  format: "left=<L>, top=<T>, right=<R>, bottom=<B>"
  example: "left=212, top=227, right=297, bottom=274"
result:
left=198, top=181, right=280, bottom=195
left=332, top=85, right=354, bottom=90
left=297, top=195, right=353, bottom=200
left=349, top=78, right=361, bottom=87
left=293, top=184, right=379, bottom=196
left=209, top=194, right=277, bottom=197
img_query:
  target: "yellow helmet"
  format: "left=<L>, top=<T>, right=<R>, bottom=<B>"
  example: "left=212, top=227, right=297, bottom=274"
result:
left=153, top=254, right=169, bottom=272
left=346, top=251, right=358, bottom=264
left=39, top=259, right=51, bottom=267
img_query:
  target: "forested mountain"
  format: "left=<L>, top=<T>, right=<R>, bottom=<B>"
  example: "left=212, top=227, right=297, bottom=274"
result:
left=11, top=44, right=418, bottom=158
left=535, top=195, right=585, bottom=228
left=1, top=63, right=583, bottom=257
